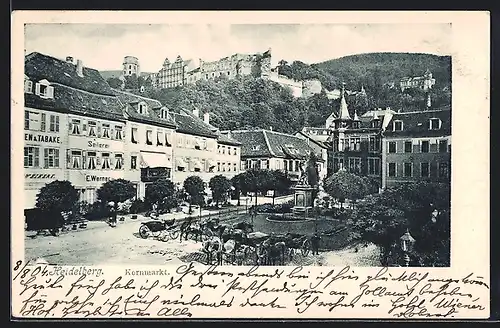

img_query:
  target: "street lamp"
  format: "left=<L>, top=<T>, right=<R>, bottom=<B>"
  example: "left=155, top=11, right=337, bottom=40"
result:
left=399, top=229, right=416, bottom=267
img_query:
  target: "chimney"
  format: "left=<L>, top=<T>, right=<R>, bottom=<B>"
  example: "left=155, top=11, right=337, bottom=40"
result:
left=192, top=108, right=200, bottom=117
left=66, top=56, right=74, bottom=63
left=203, top=112, right=210, bottom=124
left=76, top=59, right=83, bottom=77
left=269, top=126, right=273, bottom=131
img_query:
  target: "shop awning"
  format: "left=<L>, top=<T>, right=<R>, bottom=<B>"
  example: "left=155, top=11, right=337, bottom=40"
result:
left=175, top=157, right=187, bottom=168
left=140, top=152, right=171, bottom=168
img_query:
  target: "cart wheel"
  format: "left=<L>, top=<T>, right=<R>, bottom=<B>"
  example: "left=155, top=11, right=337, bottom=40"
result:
left=170, top=229, right=180, bottom=240
left=159, top=231, right=170, bottom=242
left=301, top=240, right=311, bottom=256
left=139, top=225, right=151, bottom=239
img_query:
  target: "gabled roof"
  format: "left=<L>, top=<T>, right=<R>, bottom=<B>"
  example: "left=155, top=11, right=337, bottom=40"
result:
left=217, top=133, right=242, bottom=146
left=172, top=112, right=218, bottom=139
left=24, top=52, right=125, bottom=121
left=25, top=52, right=115, bottom=96
left=112, top=89, right=176, bottom=128
left=383, top=108, right=451, bottom=138
left=230, top=129, right=318, bottom=159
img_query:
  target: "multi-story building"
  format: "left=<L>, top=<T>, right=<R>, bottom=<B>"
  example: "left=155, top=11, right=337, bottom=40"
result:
left=23, top=52, right=241, bottom=210
left=155, top=55, right=197, bottom=89
left=227, top=128, right=324, bottom=184
left=123, top=56, right=140, bottom=77
left=112, top=89, right=177, bottom=198
left=399, top=69, right=436, bottom=92
left=381, top=107, right=451, bottom=188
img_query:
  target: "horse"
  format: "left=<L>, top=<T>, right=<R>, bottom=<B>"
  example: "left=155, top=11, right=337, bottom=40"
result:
left=259, top=239, right=287, bottom=265
left=202, top=236, right=223, bottom=265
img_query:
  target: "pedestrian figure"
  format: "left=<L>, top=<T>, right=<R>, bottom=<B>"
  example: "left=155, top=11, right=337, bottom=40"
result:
left=311, top=233, right=321, bottom=255
left=108, top=201, right=117, bottom=227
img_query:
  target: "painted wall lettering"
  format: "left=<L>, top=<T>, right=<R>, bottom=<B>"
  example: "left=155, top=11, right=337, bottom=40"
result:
left=85, top=175, right=111, bottom=182
left=24, top=134, right=60, bottom=143
left=88, top=140, right=110, bottom=148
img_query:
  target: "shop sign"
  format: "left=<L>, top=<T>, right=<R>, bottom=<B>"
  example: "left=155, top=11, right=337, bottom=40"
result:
left=85, top=175, right=111, bottom=182
left=25, top=133, right=60, bottom=143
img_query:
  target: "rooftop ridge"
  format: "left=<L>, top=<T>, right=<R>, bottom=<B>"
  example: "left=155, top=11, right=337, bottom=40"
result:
left=51, top=82, right=120, bottom=99
left=112, top=88, right=162, bottom=105
left=262, top=130, right=275, bottom=157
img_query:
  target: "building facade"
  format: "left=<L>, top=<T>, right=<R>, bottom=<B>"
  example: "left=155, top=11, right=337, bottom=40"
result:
left=23, top=52, right=241, bottom=210
left=399, top=69, right=436, bottom=92
left=293, top=131, right=329, bottom=182
left=228, top=128, right=323, bottom=184
left=154, top=55, right=197, bottom=89
left=381, top=108, right=451, bottom=188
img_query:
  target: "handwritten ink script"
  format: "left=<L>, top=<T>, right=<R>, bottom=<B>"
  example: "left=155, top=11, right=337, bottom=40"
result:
left=11, top=260, right=489, bottom=319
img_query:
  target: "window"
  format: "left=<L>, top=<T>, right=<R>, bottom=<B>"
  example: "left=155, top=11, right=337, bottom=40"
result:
left=71, top=119, right=81, bottom=135
left=101, top=153, right=111, bottom=170
left=262, top=160, right=269, bottom=170
left=70, top=150, right=82, bottom=169
left=234, top=147, right=237, bottom=155
left=35, top=82, right=54, bottom=99
left=429, top=118, right=442, bottom=130
left=393, top=120, right=403, bottom=131
left=371, top=120, right=379, bottom=128
left=421, top=163, right=430, bottom=177
left=333, top=158, right=344, bottom=172
left=217, top=162, right=220, bottom=172
left=24, top=80, right=33, bottom=93
left=131, top=155, right=137, bottom=170
left=404, top=163, right=413, bottom=177
left=165, top=133, right=172, bottom=147
left=404, top=141, right=412, bottom=153
left=115, top=125, right=123, bottom=140
left=288, top=160, right=293, bottom=171
left=348, top=157, right=361, bottom=174
left=24, top=111, right=42, bottom=131
left=252, top=145, right=261, bottom=151
left=138, top=103, right=147, bottom=115
left=438, top=162, right=449, bottom=179
left=350, top=137, right=361, bottom=151
left=131, top=127, right=138, bottom=144
left=43, top=148, right=59, bottom=168
left=368, top=136, right=380, bottom=152
left=115, top=154, right=123, bottom=170
left=194, top=139, right=201, bottom=150
left=160, top=109, right=168, bottom=119
left=367, top=158, right=380, bottom=175
left=102, top=124, right=111, bottom=139
left=86, top=151, right=97, bottom=170
left=88, top=121, right=97, bottom=137
left=40, top=113, right=46, bottom=131
left=421, top=140, right=430, bottom=153
left=388, top=163, right=397, bottom=177
left=388, top=141, right=397, bottom=153
left=222, top=146, right=226, bottom=154
left=439, top=140, right=448, bottom=153
left=24, top=146, right=40, bottom=167
left=49, top=115, right=60, bottom=132
left=233, top=163, right=237, bottom=171
left=157, top=131, right=164, bottom=146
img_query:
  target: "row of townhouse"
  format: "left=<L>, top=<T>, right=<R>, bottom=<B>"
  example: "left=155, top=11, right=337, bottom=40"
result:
left=299, top=84, right=451, bottom=190
left=23, top=52, right=241, bottom=210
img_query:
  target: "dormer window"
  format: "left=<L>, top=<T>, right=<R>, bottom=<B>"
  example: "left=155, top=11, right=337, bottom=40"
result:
left=252, top=145, right=261, bottom=151
left=160, top=108, right=168, bottom=119
left=371, top=120, right=379, bottom=128
left=24, top=80, right=33, bottom=93
left=138, top=102, right=148, bottom=115
left=393, top=120, right=403, bottom=131
left=429, top=118, right=442, bottom=130
left=35, top=80, right=54, bottom=99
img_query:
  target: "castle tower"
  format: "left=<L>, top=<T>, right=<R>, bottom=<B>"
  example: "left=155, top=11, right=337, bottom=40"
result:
left=123, top=56, right=140, bottom=77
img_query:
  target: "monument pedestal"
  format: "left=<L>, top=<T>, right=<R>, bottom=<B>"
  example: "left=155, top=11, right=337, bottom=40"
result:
left=292, top=185, right=315, bottom=218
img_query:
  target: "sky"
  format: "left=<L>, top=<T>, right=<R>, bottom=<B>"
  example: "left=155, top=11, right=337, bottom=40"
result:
left=24, top=23, right=452, bottom=73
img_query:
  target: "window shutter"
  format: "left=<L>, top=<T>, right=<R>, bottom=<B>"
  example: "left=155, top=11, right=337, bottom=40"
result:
left=96, top=155, right=101, bottom=166
left=34, top=148, right=40, bottom=167
left=82, top=122, right=87, bottom=132
left=97, top=125, right=102, bottom=137
left=82, top=152, right=87, bottom=169
left=122, top=128, right=126, bottom=139
left=44, top=148, right=49, bottom=168
left=109, top=156, right=114, bottom=167
left=110, top=128, right=114, bottom=139
left=46, top=86, right=54, bottom=98
left=35, top=83, right=41, bottom=96
left=66, top=150, right=72, bottom=168
left=40, top=113, right=46, bottom=131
